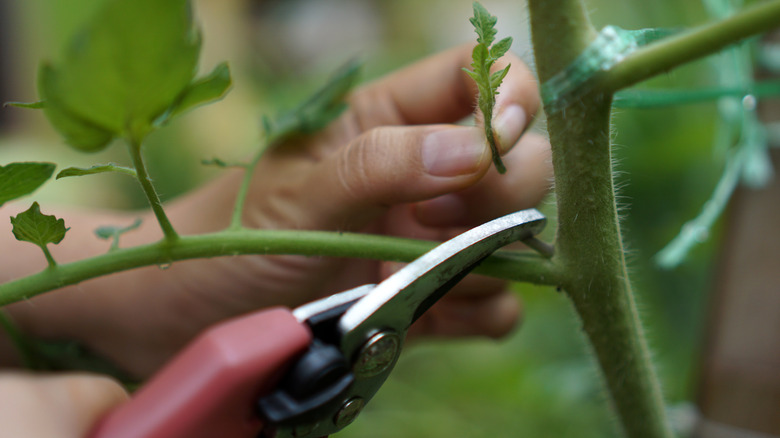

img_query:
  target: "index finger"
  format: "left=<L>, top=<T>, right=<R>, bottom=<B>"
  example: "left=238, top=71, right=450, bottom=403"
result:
left=348, top=44, right=540, bottom=129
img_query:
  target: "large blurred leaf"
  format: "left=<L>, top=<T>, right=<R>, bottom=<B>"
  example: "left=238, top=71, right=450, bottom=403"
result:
left=0, top=163, right=56, bottom=208
left=38, top=0, right=204, bottom=150
left=38, top=64, right=115, bottom=151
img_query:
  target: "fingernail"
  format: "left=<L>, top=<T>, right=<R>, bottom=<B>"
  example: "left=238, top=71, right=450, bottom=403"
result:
left=422, top=127, right=488, bottom=177
left=494, top=104, right=527, bottom=152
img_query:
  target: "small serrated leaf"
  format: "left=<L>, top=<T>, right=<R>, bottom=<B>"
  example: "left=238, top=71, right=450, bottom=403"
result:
left=471, top=44, right=490, bottom=74
left=470, top=2, right=498, bottom=46
left=4, top=101, right=46, bottom=109
left=0, top=162, right=56, bottom=208
left=462, top=68, right=480, bottom=82
left=95, top=218, right=142, bottom=251
left=490, top=65, right=511, bottom=90
left=10, top=202, right=69, bottom=266
left=11, top=202, right=68, bottom=246
left=465, top=2, right=511, bottom=175
left=56, top=164, right=136, bottom=179
left=490, top=37, right=513, bottom=60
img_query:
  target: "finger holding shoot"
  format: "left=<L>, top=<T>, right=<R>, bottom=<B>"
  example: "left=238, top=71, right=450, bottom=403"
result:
left=463, top=2, right=512, bottom=174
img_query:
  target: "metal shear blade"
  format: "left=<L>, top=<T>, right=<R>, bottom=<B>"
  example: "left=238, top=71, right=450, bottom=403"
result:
left=265, top=208, right=546, bottom=437
left=339, top=208, right=546, bottom=355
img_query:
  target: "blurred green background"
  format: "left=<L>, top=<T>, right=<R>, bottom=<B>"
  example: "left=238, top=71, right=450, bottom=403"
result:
left=0, top=0, right=767, bottom=436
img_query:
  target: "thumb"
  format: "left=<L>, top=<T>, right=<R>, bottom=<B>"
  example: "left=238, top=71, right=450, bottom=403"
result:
left=0, top=372, right=129, bottom=438
left=304, top=124, right=494, bottom=231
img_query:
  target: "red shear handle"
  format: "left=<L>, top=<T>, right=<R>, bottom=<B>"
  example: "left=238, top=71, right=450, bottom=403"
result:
left=89, top=307, right=312, bottom=438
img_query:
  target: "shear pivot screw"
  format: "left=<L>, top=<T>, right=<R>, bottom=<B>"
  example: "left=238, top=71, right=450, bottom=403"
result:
left=353, top=330, right=400, bottom=378
left=334, top=397, right=365, bottom=429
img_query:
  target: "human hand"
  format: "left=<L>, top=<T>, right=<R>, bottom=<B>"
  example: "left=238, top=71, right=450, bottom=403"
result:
left=0, top=372, right=127, bottom=438
left=4, top=45, right=551, bottom=376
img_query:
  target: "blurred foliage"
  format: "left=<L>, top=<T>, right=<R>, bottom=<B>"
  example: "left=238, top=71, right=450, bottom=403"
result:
left=340, top=286, right=619, bottom=438
left=1, top=0, right=772, bottom=436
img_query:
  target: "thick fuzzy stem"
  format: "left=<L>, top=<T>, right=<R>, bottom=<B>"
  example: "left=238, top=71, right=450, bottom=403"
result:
left=528, top=1, right=673, bottom=437
left=549, top=96, right=672, bottom=438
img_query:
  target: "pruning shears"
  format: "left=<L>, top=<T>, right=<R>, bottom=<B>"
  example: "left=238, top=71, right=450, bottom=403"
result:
left=89, top=209, right=546, bottom=438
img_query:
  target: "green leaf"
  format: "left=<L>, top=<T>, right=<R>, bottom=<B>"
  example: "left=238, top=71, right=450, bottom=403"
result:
left=38, top=0, right=202, bottom=148
left=201, top=158, right=246, bottom=168
left=268, top=60, right=362, bottom=140
left=470, top=44, right=490, bottom=76
left=94, top=218, right=142, bottom=251
left=490, top=66, right=511, bottom=90
left=10, top=202, right=69, bottom=266
left=39, top=64, right=115, bottom=152
left=490, top=37, right=513, bottom=60
left=11, top=202, right=68, bottom=246
left=56, top=164, right=137, bottom=179
left=156, top=62, right=232, bottom=126
left=465, top=2, right=512, bottom=175
left=3, top=100, right=46, bottom=109
left=470, top=2, right=498, bottom=46
left=0, top=162, right=56, bottom=208
left=261, top=114, right=273, bottom=136
left=462, top=68, right=480, bottom=82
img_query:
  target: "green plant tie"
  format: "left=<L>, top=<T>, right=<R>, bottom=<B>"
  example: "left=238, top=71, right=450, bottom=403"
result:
left=541, top=26, right=677, bottom=114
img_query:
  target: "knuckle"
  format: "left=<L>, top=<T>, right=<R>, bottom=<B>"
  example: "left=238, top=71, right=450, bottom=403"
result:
left=335, top=131, right=377, bottom=203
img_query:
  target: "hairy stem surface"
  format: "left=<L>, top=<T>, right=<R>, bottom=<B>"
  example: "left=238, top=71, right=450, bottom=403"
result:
left=529, top=1, right=673, bottom=437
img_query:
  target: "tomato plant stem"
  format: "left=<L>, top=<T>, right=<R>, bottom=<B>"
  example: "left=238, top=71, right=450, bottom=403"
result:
left=606, top=0, right=780, bottom=92
left=0, top=229, right=559, bottom=306
left=229, top=142, right=270, bottom=230
left=529, top=1, right=673, bottom=437
left=127, top=139, right=179, bottom=242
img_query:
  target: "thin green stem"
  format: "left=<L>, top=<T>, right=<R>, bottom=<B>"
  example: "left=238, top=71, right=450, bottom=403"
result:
left=0, top=230, right=560, bottom=307
left=41, top=245, right=57, bottom=269
left=613, top=79, right=780, bottom=108
left=229, top=122, right=301, bottom=230
left=483, top=106, right=507, bottom=174
left=127, top=139, right=178, bottom=242
left=605, top=0, right=780, bottom=92
left=229, top=142, right=271, bottom=230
